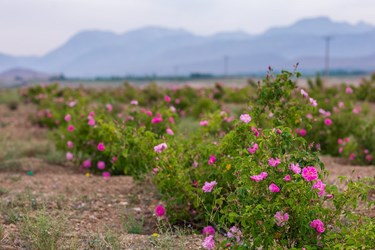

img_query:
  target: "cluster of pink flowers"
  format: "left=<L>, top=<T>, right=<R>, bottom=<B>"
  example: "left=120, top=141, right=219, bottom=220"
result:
left=310, top=219, right=325, bottom=234
left=250, top=172, right=268, bottom=182
left=302, top=166, right=318, bottom=182
left=247, top=143, right=258, bottom=154
left=239, top=114, right=251, bottom=123
left=154, top=143, right=167, bottom=153
left=202, top=181, right=217, bottom=193
left=208, top=155, right=216, bottom=165
left=227, top=226, right=242, bottom=242
left=274, top=211, right=289, bottom=227
left=268, top=157, right=281, bottom=167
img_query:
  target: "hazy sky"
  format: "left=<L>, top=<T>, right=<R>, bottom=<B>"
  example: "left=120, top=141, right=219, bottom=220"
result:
left=1, top=0, right=375, bottom=56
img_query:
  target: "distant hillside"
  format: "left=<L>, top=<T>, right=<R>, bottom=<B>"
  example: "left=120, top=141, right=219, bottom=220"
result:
left=0, top=68, right=49, bottom=81
left=0, top=17, right=374, bottom=77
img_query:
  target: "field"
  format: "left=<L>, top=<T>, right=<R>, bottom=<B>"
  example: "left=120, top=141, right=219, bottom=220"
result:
left=0, top=72, right=375, bottom=249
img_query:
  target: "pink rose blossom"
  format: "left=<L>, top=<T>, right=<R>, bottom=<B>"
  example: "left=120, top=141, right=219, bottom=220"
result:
left=169, top=117, right=175, bottom=124
left=300, top=89, right=308, bottom=98
left=252, top=127, right=260, bottom=137
left=102, top=171, right=110, bottom=180
left=97, top=142, right=105, bottom=151
left=208, top=155, right=216, bottom=165
left=200, top=120, right=208, bottom=126
left=202, top=235, right=215, bottom=250
left=366, top=154, right=373, bottom=162
left=227, top=226, right=242, bottom=242
left=312, top=179, right=326, bottom=196
left=166, top=128, right=174, bottom=135
left=239, top=114, right=252, bottom=123
left=338, top=101, right=345, bottom=108
left=82, top=159, right=91, bottom=168
left=268, top=158, right=281, bottom=167
left=310, top=219, right=325, bottom=234
left=155, top=204, right=166, bottom=217
left=337, top=138, right=343, bottom=145
left=130, top=100, right=138, bottom=106
left=302, top=167, right=318, bottom=182
left=247, top=143, right=258, bottom=154
left=152, top=114, right=163, bottom=124
left=284, top=175, right=291, bottom=182
left=309, top=98, right=318, bottom=106
left=274, top=211, right=289, bottom=227
left=202, top=181, right=217, bottom=193
left=269, top=183, right=280, bottom=193
left=349, top=153, right=356, bottom=161
left=88, top=118, right=95, bottom=126
left=164, top=95, right=171, bottom=103
left=154, top=143, right=167, bottom=153
left=299, top=129, right=307, bottom=137
left=97, top=161, right=106, bottom=170
left=338, top=147, right=343, bottom=154
left=290, top=163, right=301, bottom=174
left=345, top=87, right=353, bottom=94
left=64, top=114, right=71, bottom=122
left=152, top=168, right=159, bottom=174
left=67, top=141, right=73, bottom=148
left=193, top=160, right=198, bottom=168
left=202, top=226, right=215, bottom=236
left=324, top=118, right=332, bottom=126
left=353, top=107, right=361, bottom=114
left=66, top=152, right=73, bottom=161
left=67, top=125, right=75, bottom=132
left=106, top=104, right=113, bottom=112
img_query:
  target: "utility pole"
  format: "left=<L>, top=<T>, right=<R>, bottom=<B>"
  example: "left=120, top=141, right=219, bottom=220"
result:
left=223, top=55, right=229, bottom=77
left=324, top=36, right=331, bottom=76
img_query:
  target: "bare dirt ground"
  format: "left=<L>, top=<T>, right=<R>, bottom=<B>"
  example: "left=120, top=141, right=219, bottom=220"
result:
left=0, top=104, right=374, bottom=249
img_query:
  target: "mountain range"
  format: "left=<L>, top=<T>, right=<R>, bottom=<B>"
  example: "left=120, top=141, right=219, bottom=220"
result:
left=1, top=16, right=375, bottom=77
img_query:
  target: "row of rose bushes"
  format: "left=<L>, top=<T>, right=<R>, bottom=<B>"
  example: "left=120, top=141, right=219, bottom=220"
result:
left=21, top=72, right=375, bottom=165
left=19, top=70, right=375, bottom=248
